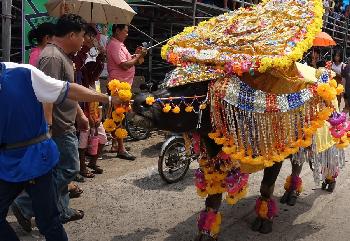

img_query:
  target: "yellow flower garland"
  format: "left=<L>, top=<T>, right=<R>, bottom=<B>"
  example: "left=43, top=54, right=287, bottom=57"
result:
left=103, top=119, right=117, bottom=132
left=115, top=128, right=128, bottom=139
left=103, top=79, right=132, bottom=140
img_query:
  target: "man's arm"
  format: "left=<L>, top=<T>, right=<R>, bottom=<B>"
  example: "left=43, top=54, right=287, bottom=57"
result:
left=110, top=42, right=142, bottom=70
left=29, top=64, right=122, bottom=105
left=76, top=104, right=89, bottom=131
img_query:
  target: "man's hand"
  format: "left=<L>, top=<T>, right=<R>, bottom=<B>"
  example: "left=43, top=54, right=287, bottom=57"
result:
left=111, top=96, right=124, bottom=105
left=135, top=47, right=147, bottom=56
left=76, top=105, right=89, bottom=131
left=141, top=47, right=148, bottom=56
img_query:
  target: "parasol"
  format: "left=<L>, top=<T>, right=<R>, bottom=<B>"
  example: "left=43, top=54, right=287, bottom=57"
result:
left=313, top=32, right=337, bottom=47
left=45, top=0, right=136, bottom=24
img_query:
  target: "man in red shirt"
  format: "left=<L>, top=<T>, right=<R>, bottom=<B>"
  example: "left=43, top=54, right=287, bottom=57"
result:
left=106, top=24, right=146, bottom=160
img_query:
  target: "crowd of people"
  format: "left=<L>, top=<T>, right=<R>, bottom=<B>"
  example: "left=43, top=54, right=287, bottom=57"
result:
left=1, top=13, right=147, bottom=240
left=308, top=47, right=350, bottom=111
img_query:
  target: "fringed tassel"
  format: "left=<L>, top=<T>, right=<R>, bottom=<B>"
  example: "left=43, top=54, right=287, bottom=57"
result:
left=284, top=175, right=303, bottom=194
left=255, top=197, right=278, bottom=220
left=317, top=146, right=344, bottom=183
left=197, top=209, right=222, bottom=238
left=292, top=145, right=345, bottom=184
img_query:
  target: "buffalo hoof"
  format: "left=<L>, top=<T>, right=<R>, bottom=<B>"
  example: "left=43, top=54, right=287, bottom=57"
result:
left=327, top=181, right=336, bottom=193
left=251, top=217, right=263, bottom=232
left=251, top=217, right=273, bottom=234
left=194, top=234, right=217, bottom=241
left=280, top=191, right=298, bottom=206
left=259, top=219, right=273, bottom=234
left=280, top=191, right=290, bottom=204
left=287, top=190, right=298, bottom=206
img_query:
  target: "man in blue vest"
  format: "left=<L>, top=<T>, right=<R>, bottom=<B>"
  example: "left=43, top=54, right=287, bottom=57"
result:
left=0, top=62, right=121, bottom=241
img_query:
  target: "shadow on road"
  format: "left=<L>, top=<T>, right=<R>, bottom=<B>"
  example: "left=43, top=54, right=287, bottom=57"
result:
left=164, top=189, right=328, bottom=241
left=132, top=169, right=195, bottom=192
left=141, top=142, right=163, bottom=158
left=111, top=227, right=159, bottom=241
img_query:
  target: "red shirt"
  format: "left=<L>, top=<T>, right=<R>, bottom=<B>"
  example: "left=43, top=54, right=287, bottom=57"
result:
left=106, top=38, right=135, bottom=84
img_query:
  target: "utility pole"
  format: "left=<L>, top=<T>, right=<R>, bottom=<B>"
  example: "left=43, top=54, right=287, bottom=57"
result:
left=2, top=0, right=12, bottom=61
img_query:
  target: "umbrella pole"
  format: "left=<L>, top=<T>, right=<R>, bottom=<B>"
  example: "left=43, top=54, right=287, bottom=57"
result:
left=91, top=2, right=93, bottom=23
left=60, top=0, right=65, bottom=16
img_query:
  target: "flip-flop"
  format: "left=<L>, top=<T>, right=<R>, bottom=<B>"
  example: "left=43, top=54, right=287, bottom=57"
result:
left=63, top=210, right=84, bottom=223
left=74, top=174, right=85, bottom=183
left=117, top=151, right=136, bottom=161
left=69, top=186, right=83, bottom=199
left=80, top=170, right=95, bottom=178
left=87, top=164, right=103, bottom=174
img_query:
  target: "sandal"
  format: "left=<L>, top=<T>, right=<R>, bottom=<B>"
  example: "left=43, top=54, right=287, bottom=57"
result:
left=80, top=169, right=95, bottom=178
left=69, top=184, right=83, bottom=199
left=62, top=209, right=84, bottom=224
left=87, top=164, right=103, bottom=174
left=74, top=174, right=85, bottom=183
left=117, top=151, right=136, bottom=161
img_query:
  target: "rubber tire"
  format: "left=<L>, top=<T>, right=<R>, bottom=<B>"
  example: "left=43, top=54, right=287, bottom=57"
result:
left=124, top=115, right=151, bottom=141
left=158, top=137, right=191, bottom=184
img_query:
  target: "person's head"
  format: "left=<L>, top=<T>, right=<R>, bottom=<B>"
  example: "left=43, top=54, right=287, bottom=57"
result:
left=312, top=48, right=320, bottom=60
left=54, top=14, right=88, bottom=53
left=112, top=24, right=128, bottom=42
left=101, top=24, right=108, bottom=35
left=83, top=25, right=98, bottom=49
left=333, top=50, right=342, bottom=63
left=28, top=22, right=55, bottom=48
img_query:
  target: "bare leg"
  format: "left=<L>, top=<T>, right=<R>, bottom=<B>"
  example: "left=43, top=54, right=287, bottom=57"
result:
left=117, top=138, right=125, bottom=153
left=78, top=148, right=95, bottom=178
left=88, top=144, right=104, bottom=174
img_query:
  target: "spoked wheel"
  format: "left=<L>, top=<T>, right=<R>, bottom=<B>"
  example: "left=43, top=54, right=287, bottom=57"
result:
left=125, top=113, right=151, bottom=141
left=158, top=136, right=191, bottom=183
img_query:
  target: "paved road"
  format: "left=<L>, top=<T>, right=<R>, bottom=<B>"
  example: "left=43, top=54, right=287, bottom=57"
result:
left=8, top=133, right=350, bottom=241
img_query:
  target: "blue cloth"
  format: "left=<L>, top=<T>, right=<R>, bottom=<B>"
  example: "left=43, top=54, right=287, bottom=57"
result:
left=14, top=132, right=80, bottom=223
left=0, top=171, right=68, bottom=241
left=0, top=63, right=59, bottom=182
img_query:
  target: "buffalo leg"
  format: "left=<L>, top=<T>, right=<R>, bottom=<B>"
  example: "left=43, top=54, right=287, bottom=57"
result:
left=281, top=161, right=303, bottom=206
left=252, top=162, right=283, bottom=234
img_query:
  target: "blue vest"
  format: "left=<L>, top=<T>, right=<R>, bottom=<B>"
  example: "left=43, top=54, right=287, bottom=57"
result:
left=0, top=63, right=59, bottom=182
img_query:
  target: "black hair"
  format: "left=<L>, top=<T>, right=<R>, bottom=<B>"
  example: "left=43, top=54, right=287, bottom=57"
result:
left=112, top=24, right=127, bottom=34
left=333, top=49, right=342, bottom=62
left=313, top=48, right=320, bottom=55
left=55, top=14, right=87, bottom=37
left=85, top=25, right=98, bottom=37
left=28, top=22, right=55, bottom=46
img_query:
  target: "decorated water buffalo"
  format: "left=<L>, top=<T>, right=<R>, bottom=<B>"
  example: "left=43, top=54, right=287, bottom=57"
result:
left=132, top=0, right=347, bottom=239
